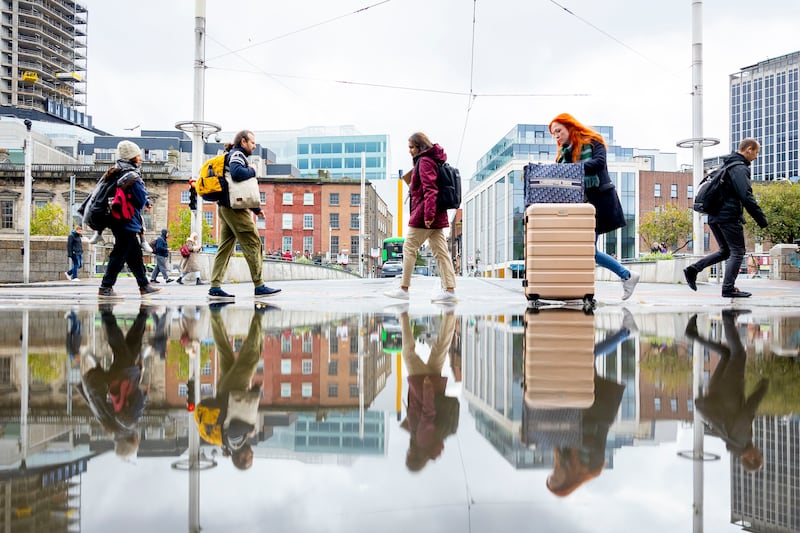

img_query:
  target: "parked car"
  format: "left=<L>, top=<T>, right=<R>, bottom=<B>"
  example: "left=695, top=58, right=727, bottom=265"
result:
left=380, top=261, right=403, bottom=278
left=413, top=266, right=430, bottom=276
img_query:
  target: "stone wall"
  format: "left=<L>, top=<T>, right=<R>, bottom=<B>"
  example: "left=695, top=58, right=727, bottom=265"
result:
left=0, top=235, right=360, bottom=283
left=769, top=244, right=800, bottom=281
left=0, top=235, right=92, bottom=282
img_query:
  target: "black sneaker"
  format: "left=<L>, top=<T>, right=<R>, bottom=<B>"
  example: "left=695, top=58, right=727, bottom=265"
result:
left=140, top=284, right=161, bottom=296
left=254, top=285, right=281, bottom=297
left=176, top=277, right=184, bottom=285
left=166, top=278, right=175, bottom=283
left=150, top=279, right=160, bottom=284
left=683, top=266, right=697, bottom=291
left=208, top=287, right=236, bottom=300
left=209, top=301, right=234, bottom=313
left=721, top=289, right=751, bottom=298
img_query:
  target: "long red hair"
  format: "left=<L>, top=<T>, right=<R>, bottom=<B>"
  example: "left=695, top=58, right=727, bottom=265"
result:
left=549, top=113, right=606, bottom=163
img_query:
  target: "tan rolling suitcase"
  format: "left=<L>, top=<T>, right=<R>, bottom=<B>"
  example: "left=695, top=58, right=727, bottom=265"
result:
left=522, top=203, right=596, bottom=308
left=521, top=308, right=595, bottom=447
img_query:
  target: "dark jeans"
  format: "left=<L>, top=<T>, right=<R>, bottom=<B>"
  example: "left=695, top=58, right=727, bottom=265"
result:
left=102, top=227, right=149, bottom=289
left=68, top=254, right=82, bottom=279
left=691, top=222, right=745, bottom=293
left=151, top=255, right=170, bottom=282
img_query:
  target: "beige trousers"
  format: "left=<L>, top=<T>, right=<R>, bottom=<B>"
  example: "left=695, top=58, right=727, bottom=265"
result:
left=401, top=226, right=456, bottom=289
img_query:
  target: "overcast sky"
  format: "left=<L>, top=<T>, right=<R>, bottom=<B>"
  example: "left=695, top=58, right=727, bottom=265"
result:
left=81, top=0, right=800, bottom=177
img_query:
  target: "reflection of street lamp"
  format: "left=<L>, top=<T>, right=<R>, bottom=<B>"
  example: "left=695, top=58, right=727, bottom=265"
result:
left=475, top=249, right=481, bottom=275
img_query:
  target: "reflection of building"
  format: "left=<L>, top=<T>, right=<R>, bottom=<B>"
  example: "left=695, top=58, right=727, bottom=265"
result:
left=731, top=415, right=800, bottom=531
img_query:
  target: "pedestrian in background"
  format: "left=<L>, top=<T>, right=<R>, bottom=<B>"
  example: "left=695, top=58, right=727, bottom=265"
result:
left=177, top=232, right=203, bottom=285
left=683, top=138, right=768, bottom=298
left=150, top=229, right=174, bottom=284
left=66, top=224, right=83, bottom=281
left=385, top=132, right=457, bottom=304
left=549, top=113, right=640, bottom=301
left=207, top=130, right=281, bottom=300
left=98, top=140, right=160, bottom=299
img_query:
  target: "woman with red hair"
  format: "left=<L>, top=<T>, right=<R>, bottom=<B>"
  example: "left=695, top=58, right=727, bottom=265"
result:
left=549, top=113, right=640, bottom=300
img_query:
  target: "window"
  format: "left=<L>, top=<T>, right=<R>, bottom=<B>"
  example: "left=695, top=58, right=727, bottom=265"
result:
left=260, top=192, right=266, bottom=204
left=181, top=190, right=190, bottom=204
left=303, top=236, right=313, bottom=255
left=350, top=236, right=359, bottom=254
left=687, top=185, right=693, bottom=199
left=0, top=358, right=10, bottom=385
left=1, top=200, right=13, bottom=229
left=282, top=214, right=293, bottom=230
left=350, top=360, right=358, bottom=376
left=281, top=336, right=291, bottom=353
left=328, top=384, right=338, bottom=397
left=280, top=383, right=291, bottom=398
left=282, top=236, right=292, bottom=253
left=203, top=211, right=213, bottom=227
left=302, top=359, right=312, bottom=374
left=282, top=192, right=293, bottom=205
left=654, top=183, right=661, bottom=198
left=670, top=398, right=678, bottom=412
left=351, top=193, right=360, bottom=206
left=303, top=214, right=314, bottom=230
left=303, top=192, right=314, bottom=205
left=330, top=236, right=339, bottom=254
left=301, top=383, right=312, bottom=398
left=350, top=213, right=359, bottom=230
left=281, top=359, right=292, bottom=375
left=670, top=184, right=678, bottom=198
left=329, top=193, right=339, bottom=206
left=178, top=383, right=188, bottom=397
left=302, top=335, right=312, bottom=353
left=202, top=361, right=212, bottom=376
left=349, top=385, right=358, bottom=398
left=328, top=361, right=338, bottom=375
left=329, top=213, right=339, bottom=229
left=654, top=398, right=661, bottom=412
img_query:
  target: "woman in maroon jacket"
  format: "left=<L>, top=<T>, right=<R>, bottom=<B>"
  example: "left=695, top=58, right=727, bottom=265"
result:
left=385, top=132, right=458, bottom=303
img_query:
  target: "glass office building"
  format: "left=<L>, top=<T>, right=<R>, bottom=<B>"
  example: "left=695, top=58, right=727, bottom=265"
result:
left=296, top=134, right=389, bottom=181
left=730, top=51, right=800, bottom=181
left=462, top=124, right=638, bottom=278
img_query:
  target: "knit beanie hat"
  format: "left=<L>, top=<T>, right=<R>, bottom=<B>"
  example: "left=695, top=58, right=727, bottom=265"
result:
left=117, top=140, right=142, bottom=161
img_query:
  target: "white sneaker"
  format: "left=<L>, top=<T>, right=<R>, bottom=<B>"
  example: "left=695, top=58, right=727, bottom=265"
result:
left=71, top=277, right=80, bottom=282
left=88, top=232, right=104, bottom=245
left=141, top=240, right=153, bottom=254
left=621, top=271, right=640, bottom=301
left=384, top=287, right=410, bottom=300
left=65, top=271, right=72, bottom=280
left=431, top=290, right=458, bottom=304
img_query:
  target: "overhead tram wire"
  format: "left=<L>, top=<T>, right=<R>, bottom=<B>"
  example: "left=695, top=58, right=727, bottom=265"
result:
left=546, top=0, right=674, bottom=73
left=455, top=0, right=478, bottom=168
left=207, top=65, right=591, bottom=99
left=207, top=0, right=393, bottom=62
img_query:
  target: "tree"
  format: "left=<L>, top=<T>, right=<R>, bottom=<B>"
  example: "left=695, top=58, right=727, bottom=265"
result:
left=638, top=203, right=693, bottom=252
left=31, top=203, right=70, bottom=236
left=745, top=181, right=800, bottom=245
left=167, top=207, right=214, bottom=248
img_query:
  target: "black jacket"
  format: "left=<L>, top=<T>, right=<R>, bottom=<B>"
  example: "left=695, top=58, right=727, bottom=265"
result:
left=67, top=229, right=83, bottom=257
left=709, top=152, right=768, bottom=227
left=582, top=140, right=626, bottom=235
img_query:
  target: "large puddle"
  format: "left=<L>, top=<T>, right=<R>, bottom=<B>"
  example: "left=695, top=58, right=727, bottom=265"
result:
left=1, top=303, right=798, bottom=532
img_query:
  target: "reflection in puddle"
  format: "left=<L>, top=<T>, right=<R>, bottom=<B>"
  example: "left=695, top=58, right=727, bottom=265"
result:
left=0, top=304, right=798, bottom=531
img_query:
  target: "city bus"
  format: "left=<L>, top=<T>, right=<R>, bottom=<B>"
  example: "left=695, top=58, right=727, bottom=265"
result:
left=382, top=237, right=404, bottom=262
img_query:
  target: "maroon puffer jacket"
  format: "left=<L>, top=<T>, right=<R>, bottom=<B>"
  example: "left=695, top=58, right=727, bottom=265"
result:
left=409, top=144, right=450, bottom=229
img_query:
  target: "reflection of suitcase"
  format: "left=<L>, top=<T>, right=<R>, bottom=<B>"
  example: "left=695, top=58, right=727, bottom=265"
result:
left=521, top=308, right=595, bottom=448
left=522, top=203, right=596, bottom=308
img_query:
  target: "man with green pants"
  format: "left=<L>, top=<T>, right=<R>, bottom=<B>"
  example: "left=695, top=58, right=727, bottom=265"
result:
left=208, top=130, right=281, bottom=300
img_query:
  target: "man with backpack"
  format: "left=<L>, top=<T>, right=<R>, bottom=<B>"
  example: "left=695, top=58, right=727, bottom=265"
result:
left=207, top=130, right=281, bottom=300
left=683, top=138, right=768, bottom=298
left=149, top=229, right=174, bottom=284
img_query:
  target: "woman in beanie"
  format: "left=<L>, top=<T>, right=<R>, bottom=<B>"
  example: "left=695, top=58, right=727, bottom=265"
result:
left=98, top=140, right=160, bottom=298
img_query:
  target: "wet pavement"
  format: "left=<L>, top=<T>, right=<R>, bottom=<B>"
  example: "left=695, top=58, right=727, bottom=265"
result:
left=0, top=275, right=799, bottom=532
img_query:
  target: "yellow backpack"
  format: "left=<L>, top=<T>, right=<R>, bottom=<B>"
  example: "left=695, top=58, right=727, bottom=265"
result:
left=194, top=403, right=223, bottom=446
left=195, top=153, right=227, bottom=199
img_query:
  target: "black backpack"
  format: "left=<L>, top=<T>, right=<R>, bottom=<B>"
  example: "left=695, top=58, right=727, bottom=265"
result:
left=79, top=170, right=119, bottom=231
left=415, top=158, right=462, bottom=211
left=693, top=161, right=743, bottom=215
